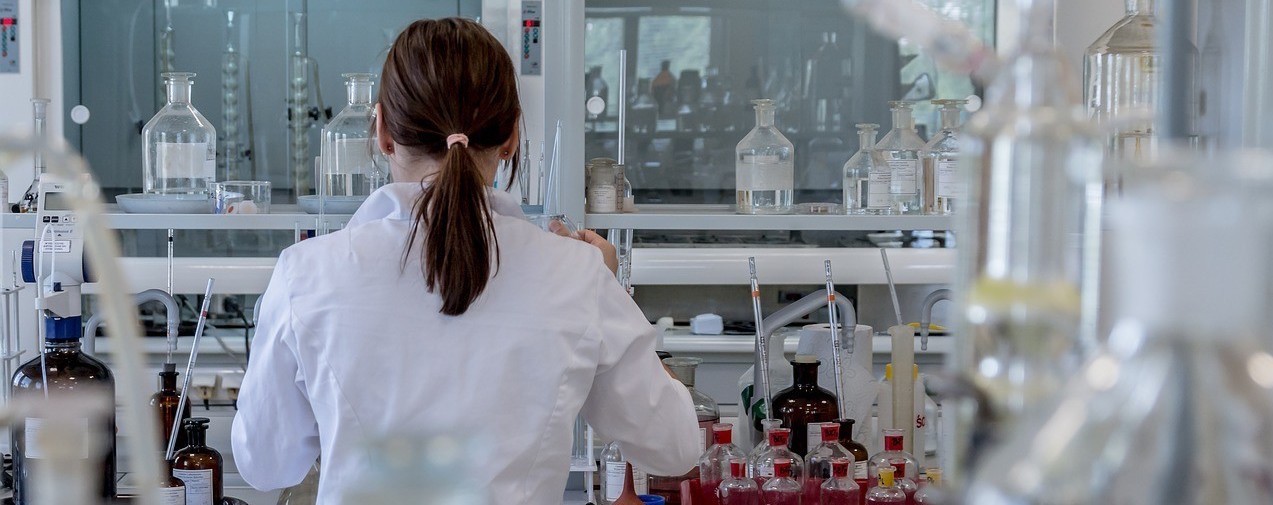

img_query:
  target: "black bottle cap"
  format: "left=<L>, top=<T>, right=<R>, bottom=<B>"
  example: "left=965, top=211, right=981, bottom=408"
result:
left=183, top=417, right=210, bottom=429
left=836, top=418, right=856, bottom=431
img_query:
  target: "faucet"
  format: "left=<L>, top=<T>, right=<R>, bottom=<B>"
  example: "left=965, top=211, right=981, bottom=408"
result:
left=84, top=289, right=180, bottom=360
left=919, top=289, right=952, bottom=351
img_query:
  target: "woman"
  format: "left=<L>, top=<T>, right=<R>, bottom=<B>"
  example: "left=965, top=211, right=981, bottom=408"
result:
left=231, top=18, right=701, bottom=503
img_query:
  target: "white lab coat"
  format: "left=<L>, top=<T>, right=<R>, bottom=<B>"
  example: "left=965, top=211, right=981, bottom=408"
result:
left=232, top=183, right=701, bottom=504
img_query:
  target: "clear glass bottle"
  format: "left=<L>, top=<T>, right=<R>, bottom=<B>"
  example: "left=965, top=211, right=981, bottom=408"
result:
left=819, top=458, right=861, bottom=505
left=760, top=458, right=801, bottom=505
left=922, top=99, right=967, bottom=215
left=749, top=428, right=805, bottom=487
left=1084, top=0, right=1165, bottom=160
left=600, top=442, right=648, bottom=504
left=876, top=101, right=925, bottom=214
left=843, top=123, right=891, bottom=215
left=11, top=323, right=117, bottom=504
left=143, top=72, right=218, bottom=195
left=153, top=362, right=191, bottom=451
left=173, top=417, right=224, bottom=505
left=805, top=32, right=850, bottom=133
left=735, top=98, right=794, bottom=215
left=651, top=357, right=720, bottom=501
left=865, top=467, right=906, bottom=505
left=320, top=73, right=380, bottom=199
left=718, top=458, right=761, bottom=505
left=699, top=423, right=747, bottom=497
left=913, top=468, right=946, bottom=505
left=805, top=422, right=853, bottom=499
left=954, top=0, right=1105, bottom=472
left=746, top=418, right=783, bottom=479
left=834, top=419, right=871, bottom=493
left=867, top=429, right=918, bottom=501
left=771, top=355, right=838, bottom=456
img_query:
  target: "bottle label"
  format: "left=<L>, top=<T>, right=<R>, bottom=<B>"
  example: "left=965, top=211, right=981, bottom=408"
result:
left=936, top=159, right=961, bottom=199
left=587, top=186, right=617, bottom=213
left=172, top=468, right=214, bottom=505
left=738, top=154, right=793, bottom=192
left=604, top=462, right=648, bottom=500
left=24, top=417, right=91, bottom=459
left=868, top=166, right=891, bottom=209
left=699, top=427, right=708, bottom=454
left=884, top=435, right=904, bottom=452
left=333, top=138, right=374, bottom=175
left=888, top=159, right=918, bottom=194
left=156, top=142, right=211, bottom=181
left=159, top=485, right=187, bottom=505
left=854, top=461, right=868, bottom=479
left=806, top=423, right=824, bottom=453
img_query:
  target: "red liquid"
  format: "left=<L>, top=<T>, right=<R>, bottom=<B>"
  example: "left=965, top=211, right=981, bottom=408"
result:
left=701, top=478, right=722, bottom=505
left=803, top=477, right=824, bottom=503
left=762, top=488, right=801, bottom=505
left=720, top=487, right=761, bottom=505
left=866, top=495, right=906, bottom=505
left=855, top=479, right=871, bottom=505
left=821, top=487, right=862, bottom=505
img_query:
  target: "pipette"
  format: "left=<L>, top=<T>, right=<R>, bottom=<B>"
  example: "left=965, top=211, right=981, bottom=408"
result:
left=166, top=278, right=215, bottom=461
left=823, top=260, right=847, bottom=420
left=749, top=257, right=773, bottom=422
left=880, top=248, right=903, bottom=327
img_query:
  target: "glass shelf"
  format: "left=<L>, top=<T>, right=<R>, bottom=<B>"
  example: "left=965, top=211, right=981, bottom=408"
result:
left=586, top=205, right=953, bottom=231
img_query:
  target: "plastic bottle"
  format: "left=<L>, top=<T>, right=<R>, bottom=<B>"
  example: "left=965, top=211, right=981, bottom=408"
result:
left=875, top=364, right=935, bottom=467
left=172, top=417, right=224, bottom=505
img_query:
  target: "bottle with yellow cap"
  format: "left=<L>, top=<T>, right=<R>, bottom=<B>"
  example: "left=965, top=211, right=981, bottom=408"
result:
left=914, top=468, right=947, bottom=504
left=865, top=466, right=906, bottom=504
left=874, top=363, right=937, bottom=467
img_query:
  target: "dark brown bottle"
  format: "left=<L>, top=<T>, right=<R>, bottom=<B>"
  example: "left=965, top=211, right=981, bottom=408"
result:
left=837, top=418, right=871, bottom=496
left=10, top=321, right=116, bottom=504
left=152, top=363, right=192, bottom=451
left=159, top=471, right=187, bottom=505
left=172, top=417, right=223, bottom=505
left=771, top=355, right=838, bottom=456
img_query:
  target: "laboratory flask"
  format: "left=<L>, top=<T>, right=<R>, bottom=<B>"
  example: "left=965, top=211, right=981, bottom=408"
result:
left=320, top=73, right=383, bottom=198
left=143, top=72, right=218, bottom=195
left=699, top=423, right=747, bottom=500
left=818, top=458, right=861, bottom=505
left=843, top=123, right=890, bottom=215
left=760, top=458, right=801, bottom=505
left=922, top=99, right=967, bottom=215
left=876, top=101, right=925, bottom=214
left=965, top=148, right=1273, bottom=505
left=736, top=99, right=794, bottom=214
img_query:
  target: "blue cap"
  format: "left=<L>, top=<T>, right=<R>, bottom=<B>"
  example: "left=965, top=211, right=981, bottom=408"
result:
left=44, top=316, right=83, bottom=341
left=638, top=496, right=666, bottom=505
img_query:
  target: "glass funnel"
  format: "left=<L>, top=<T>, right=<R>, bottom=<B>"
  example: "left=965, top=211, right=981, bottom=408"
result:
left=923, top=99, right=967, bottom=215
left=735, top=99, right=794, bottom=215
left=319, top=73, right=381, bottom=199
left=142, top=72, right=217, bottom=195
left=952, top=0, right=1106, bottom=478
left=876, top=101, right=925, bottom=214
left=843, top=123, right=891, bottom=215
left=965, top=148, right=1273, bottom=504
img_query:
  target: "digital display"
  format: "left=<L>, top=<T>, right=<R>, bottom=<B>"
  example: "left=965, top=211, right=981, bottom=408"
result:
left=42, top=192, right=71, bottom=211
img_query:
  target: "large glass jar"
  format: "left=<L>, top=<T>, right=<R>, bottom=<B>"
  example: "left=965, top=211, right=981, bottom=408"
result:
left=649, top=356, right=720, bottom=502
left=319, top=73, right=383, bottom=199
left=1084, top=0, right=1163, bottom=160
left=735, top=99, right=794, bottom=215
left=142, top=72, right=217, bottom=195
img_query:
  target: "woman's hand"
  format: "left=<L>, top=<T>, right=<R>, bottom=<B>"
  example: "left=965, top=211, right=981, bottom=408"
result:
left=549, top=221, right=619, bottom=274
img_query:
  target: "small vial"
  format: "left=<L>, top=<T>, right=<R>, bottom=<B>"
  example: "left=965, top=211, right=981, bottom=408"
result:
left=760, top=458, right=801, bottom=505
left=819, top=458, right=861, bottom=505
left=718, top=458, right=761, bottom=505
left=866, top=467, right=906, bottom=505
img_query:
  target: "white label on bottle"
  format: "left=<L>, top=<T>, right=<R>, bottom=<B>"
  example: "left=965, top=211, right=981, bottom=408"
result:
left=173, top=468, right=214, bottom=505
left=333, top=138, right=374, bottom=175
left=159, top=485, right=187, bottom=505
left=738, top=154, right=793, bottom=192
left=587, top=186, right=617, bottom=213
left=888, top=159, right=919, bottom=194
left=854, top=461, right=868, bottom=479
left=699, top=428, right=707, bottom=454
left=936, top=160, right=961, bottom=199
left=605, top=462, right=649, bottom=499
left=24, top=417, right=91, bottom=459
left=806, top=423, right=825, bottom=454
left=868, top=166, right=891, bottom=209
left=156, top=142, right=210, bottom=180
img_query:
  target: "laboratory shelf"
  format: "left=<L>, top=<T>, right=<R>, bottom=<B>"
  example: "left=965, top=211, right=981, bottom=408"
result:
left=1, top=205, right=353, bottom=230
left=585, top=205, right=953, bottom=231
left=661, top=332, right=954, bottom=357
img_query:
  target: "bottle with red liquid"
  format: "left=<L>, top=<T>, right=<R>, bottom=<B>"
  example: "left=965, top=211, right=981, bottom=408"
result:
left=865, top=467, right=906, bottom=505
left=913, top=468, right=946, bottom=505
left=804, top=422, right=853, bottom=501
left=718, top=458, right=761, bottom=505
left=771, top=355, right=838, bottom=456
left=748, top=428, right=804, bottom=488
left=760, top=458, right=801, bottom=505
left=867, top=429, right=918, bottom=503
left=746, top=418, right=783, bottom=478
left=835, top=419, right=871, bottom=497
left=819, top=458, right=861, bottom=505
left=650, top=357, right=720, bottom=502
left=700, top=423, right=747, bottom=505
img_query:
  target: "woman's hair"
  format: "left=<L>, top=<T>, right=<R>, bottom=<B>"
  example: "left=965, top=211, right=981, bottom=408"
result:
left=379, top=18, right=521, bottom=316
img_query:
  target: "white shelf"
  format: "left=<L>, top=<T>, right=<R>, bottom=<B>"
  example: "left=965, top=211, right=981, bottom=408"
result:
left=585, top=205, right=953, bottom=231
left=2, top=205, right=352, bottom=230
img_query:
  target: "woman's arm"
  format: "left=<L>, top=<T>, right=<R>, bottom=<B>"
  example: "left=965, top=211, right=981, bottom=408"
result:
left=231, top=253, right=321, bottom=490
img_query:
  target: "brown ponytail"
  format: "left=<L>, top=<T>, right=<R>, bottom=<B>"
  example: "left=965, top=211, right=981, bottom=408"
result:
left=379, top=18, right=521, bottom=316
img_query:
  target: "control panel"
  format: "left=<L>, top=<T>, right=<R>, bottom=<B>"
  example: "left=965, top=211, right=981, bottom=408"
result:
left=0, top=0, right=17, bottom=73
left=520, top=1, right=542, bottom=76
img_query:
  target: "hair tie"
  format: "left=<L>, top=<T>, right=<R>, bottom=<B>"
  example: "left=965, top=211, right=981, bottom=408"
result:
left=446, top=133, right=469, bottom=149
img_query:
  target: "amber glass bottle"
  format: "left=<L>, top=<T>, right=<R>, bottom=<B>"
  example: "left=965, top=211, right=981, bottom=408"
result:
left=771, top=355, right=838, bottom=456
left=160, top=471, right=187, bottom=505
left=153, top=362, right=192, bottom=450
left=837, top=418, right=872, bottom=495
left=172, top=418, right=223, bottom=505
left=10, top=319, right=116, bottom=504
